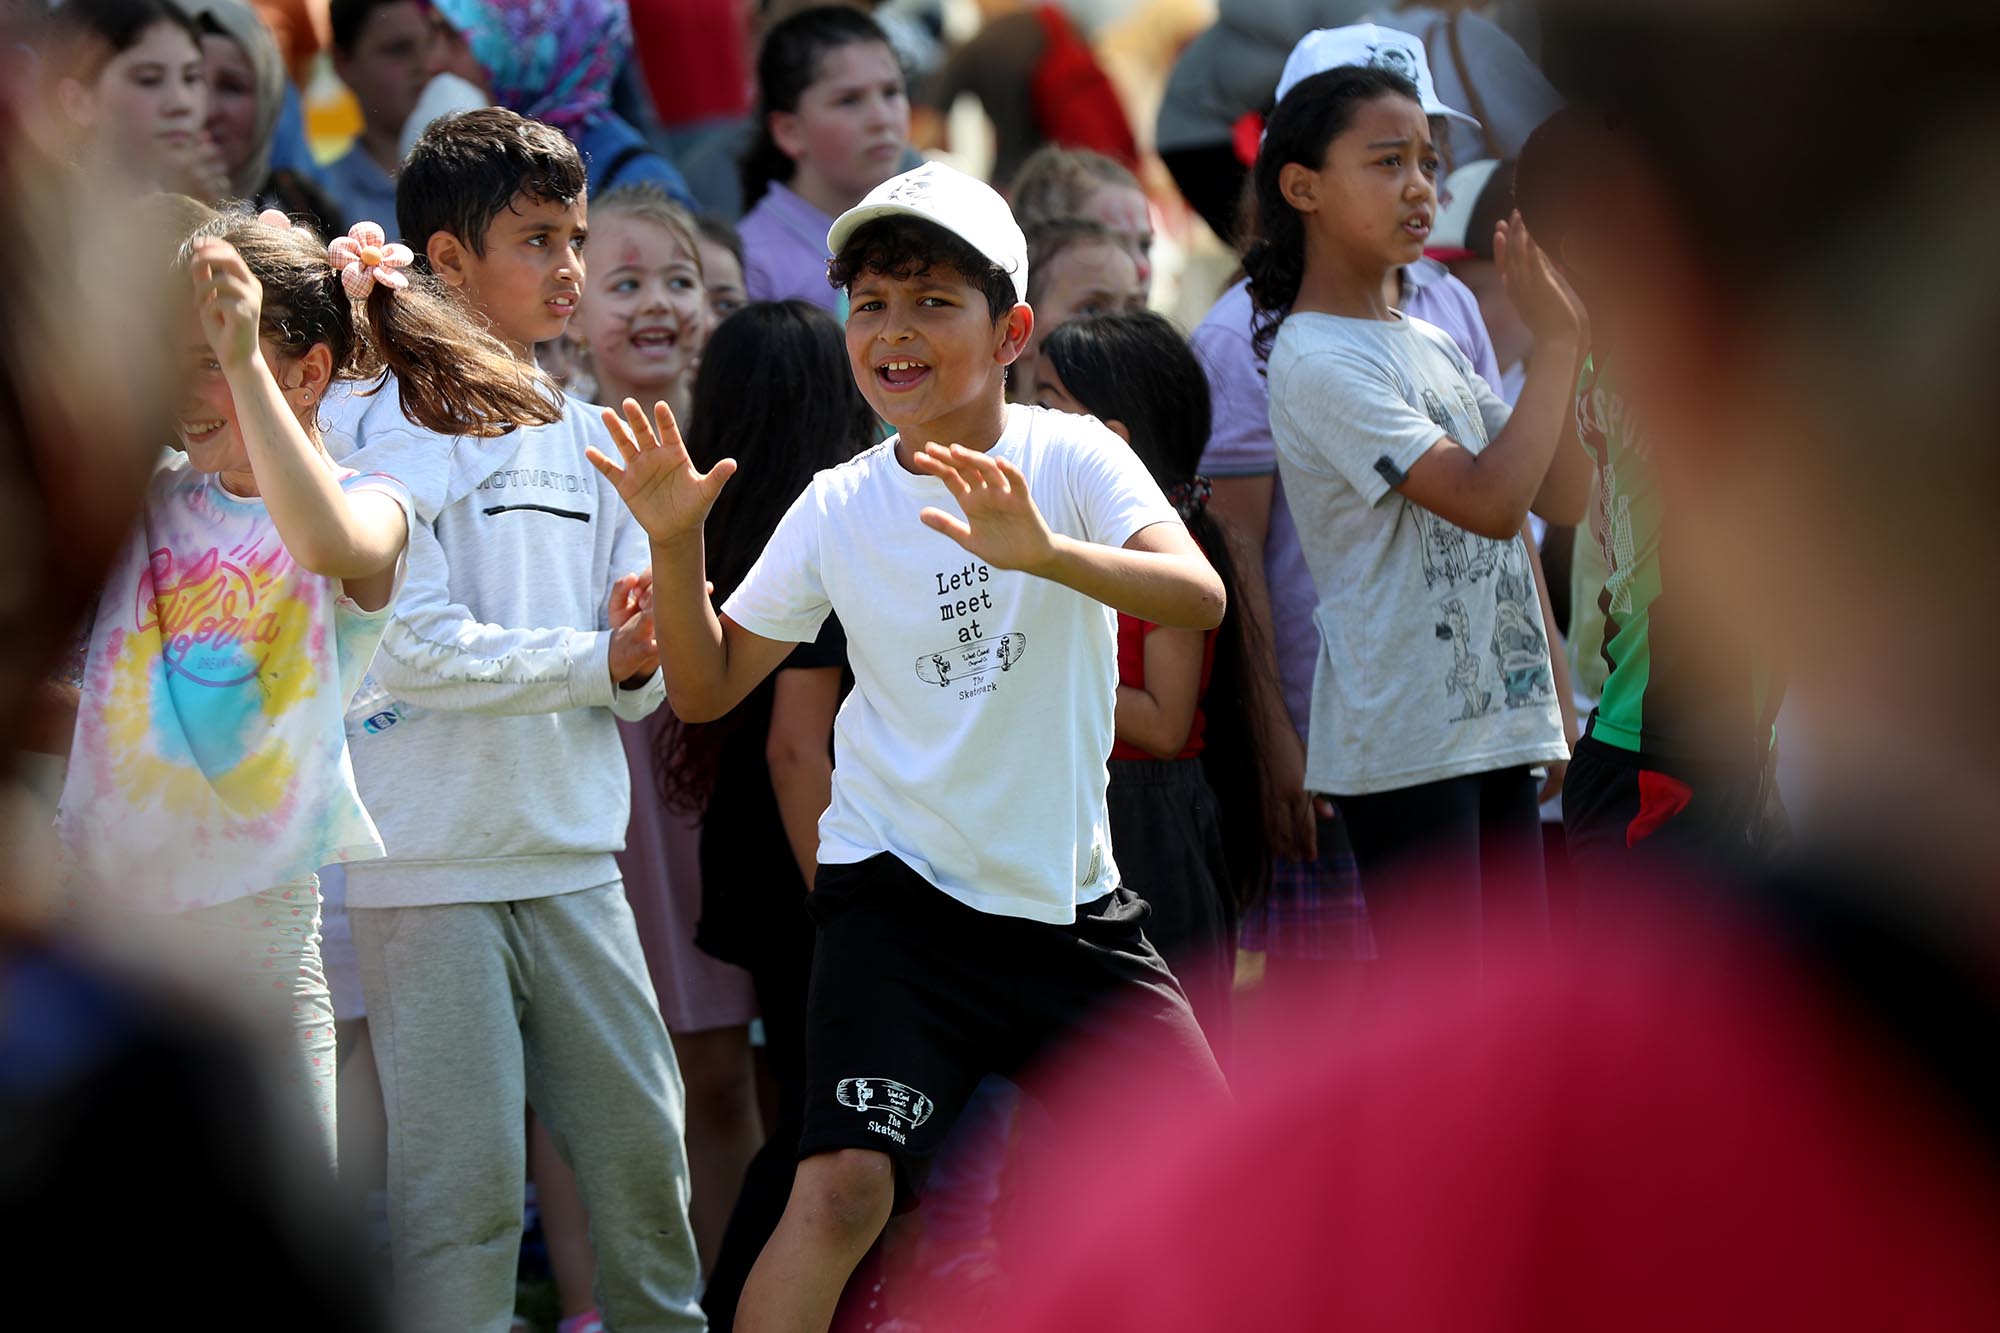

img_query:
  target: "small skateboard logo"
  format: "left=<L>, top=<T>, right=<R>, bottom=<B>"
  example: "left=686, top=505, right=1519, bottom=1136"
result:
left=914, top=633, right=1026, bottom=688
left=836, top=1077, right=934, bottom=1129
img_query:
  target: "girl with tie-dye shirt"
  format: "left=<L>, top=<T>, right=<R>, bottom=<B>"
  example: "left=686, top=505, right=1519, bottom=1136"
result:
left=58, top=205, right=558, bottom=1163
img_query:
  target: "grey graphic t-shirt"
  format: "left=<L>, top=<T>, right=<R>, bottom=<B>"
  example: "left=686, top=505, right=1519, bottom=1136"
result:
left=1268, top=311, right=1567, bottom=795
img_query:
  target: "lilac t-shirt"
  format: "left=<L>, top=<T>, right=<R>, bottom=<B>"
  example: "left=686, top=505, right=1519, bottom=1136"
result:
left=1193, top=263, right=1501, bottom=741
left=739, top=181, right=842, bottom=315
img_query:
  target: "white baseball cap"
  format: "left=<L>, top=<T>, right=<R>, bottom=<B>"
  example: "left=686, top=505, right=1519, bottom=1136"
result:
left=827, top=162, right=1030, bottom=305
left=1273, top=23, right=1480, bottom=134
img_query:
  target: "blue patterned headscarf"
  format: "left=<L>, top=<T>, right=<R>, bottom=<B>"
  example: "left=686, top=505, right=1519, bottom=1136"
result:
left=428, top=0, right=631, bottom=132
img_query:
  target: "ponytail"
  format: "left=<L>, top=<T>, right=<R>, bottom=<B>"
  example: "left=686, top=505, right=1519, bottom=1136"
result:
left=185, top=208, right=560, bottom=438
left=1243, top=66, right=1420, bottom=362
left=360, top=277, right=562, bottom=436
left=742, top=6, right=894, bottom=210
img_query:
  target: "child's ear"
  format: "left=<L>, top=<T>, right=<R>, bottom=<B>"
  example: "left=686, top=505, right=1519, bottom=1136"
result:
left=1278, top=162, right=1321, bottom=214
left=272, top=343, right=335, bottom=401
left=56, top=77, right=96, bottom=131
left=994, top=302, right=1034, bottom=365
left=426, top=231, right=469, bottom=288
left=769, top=110, right=807, bottom=163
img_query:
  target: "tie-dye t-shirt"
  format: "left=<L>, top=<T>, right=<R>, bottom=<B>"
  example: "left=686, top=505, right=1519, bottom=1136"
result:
left=59, top=455, right=413, bottom=911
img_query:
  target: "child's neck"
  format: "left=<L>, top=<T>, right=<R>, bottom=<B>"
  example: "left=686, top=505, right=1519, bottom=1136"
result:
left=597, top=373, right=691, bottom=427
left=784, top=163, right=865, bottom=221
left=893, top=394, right=1009, bottom=472
left=1293, top=234, right=1402, bottom=322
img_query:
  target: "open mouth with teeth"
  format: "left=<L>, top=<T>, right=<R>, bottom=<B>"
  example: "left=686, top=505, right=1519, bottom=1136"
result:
left=1402, top=212, right=1433, bottom=240
left=547, top=292, right=578, bottom=316
left=876, top=358, right=931, bottom=391
left=628, top=326, right=679, bottom=351
left=180, top=419, right=228, bottom=446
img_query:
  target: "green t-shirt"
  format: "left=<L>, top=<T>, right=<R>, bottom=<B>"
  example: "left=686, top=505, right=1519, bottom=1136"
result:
left=1574, top=358, right=1779, bottom=762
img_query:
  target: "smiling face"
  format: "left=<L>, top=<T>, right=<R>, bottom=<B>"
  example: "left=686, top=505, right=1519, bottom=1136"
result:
left=446, top=190, right=589, bottom=355
left=83, top=19, right=207, bottom=176
left=175, top=309, right=323, bottom=488
left=845, top=262, right=1027, bottom=448
left=775, top=39, right=910, bottom=213
left=579, top=212, right=707, bottom=405
left=1295, top=93, right=1440, bottom=278
left=200, top=33, right=257, bottom=179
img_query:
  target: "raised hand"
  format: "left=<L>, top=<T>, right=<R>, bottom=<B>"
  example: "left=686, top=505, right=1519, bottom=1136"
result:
left=911, top=443, right=1057, bottom=574
left=1494, top=210, right=1585, bottom=343
left=189, top=238, right=264, bottom=372
left=586, top=398, right=736, bottom=545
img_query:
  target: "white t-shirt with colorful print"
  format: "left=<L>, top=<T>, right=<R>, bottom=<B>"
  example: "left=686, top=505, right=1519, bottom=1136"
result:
left=59, top=454, right=413, bottom=911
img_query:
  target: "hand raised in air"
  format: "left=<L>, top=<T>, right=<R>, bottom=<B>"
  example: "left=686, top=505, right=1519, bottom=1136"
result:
left=586, top=398, right=736, bottom=545
left=911, top=443, right=1056, bottom=576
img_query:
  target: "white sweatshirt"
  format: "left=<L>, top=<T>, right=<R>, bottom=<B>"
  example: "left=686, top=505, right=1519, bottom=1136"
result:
left=328, top=394, right=665, bottom=907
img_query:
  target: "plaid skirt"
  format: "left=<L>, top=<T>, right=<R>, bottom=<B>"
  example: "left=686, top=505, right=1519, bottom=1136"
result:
left=1238, top=812, right=1375, bottom=962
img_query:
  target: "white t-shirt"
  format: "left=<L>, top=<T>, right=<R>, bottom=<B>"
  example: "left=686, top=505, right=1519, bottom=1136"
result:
left=60, top=455, right=411, bottom=910
left=723, top=403, right=1181, bottom=924
left=1269, top=310, right=1567, bottom=795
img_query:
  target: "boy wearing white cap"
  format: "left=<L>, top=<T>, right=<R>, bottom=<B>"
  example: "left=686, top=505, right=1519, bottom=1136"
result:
left=587, top=160, right=1230, bottom=1329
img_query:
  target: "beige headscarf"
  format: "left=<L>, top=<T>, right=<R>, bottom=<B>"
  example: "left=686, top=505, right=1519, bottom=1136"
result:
left=193, top=0, right=288, bottom=200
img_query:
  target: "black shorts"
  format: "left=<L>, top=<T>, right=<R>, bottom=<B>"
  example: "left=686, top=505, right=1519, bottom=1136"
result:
left=798, top=853, right=1224, bottom=1207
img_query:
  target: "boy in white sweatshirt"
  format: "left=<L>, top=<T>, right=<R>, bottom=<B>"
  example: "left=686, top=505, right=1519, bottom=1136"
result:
left=335, top=108, right=704, bottom=1332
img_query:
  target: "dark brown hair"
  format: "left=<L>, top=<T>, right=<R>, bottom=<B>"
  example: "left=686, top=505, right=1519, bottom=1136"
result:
left=187, top=208, right=561, bottom=434
left=397, top=106, right=586, bottom=264
left=828, top=215, right=1016, bottom=322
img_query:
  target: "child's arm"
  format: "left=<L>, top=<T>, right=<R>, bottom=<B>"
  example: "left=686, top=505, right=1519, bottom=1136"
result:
left=368, top=517, right=645, bottom=715
left=587, top=400, right=797, bottom=723
left=1114, top=625, right=1206, bottom=759
left=192, top=240, right=408, bottom=595
left=767, top=666, right=843, bottom=887
left=911, top=444, right=1226, bottom=630
left=1394, top=216, right=1586, bottom=540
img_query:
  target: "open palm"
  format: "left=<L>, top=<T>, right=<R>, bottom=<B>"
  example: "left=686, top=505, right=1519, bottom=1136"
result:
left=586, top=398, right=736, bottom=543
left=912, top=443, right=1057, bottom=574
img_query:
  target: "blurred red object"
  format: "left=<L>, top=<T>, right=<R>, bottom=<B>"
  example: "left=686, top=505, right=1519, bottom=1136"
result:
left=1029, top=5, right=1138, bottom=173
left=913, top=867, right=2000, bottom=1331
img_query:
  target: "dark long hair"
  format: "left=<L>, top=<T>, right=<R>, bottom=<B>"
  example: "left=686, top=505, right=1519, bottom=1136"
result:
left=740, top=5, right=892, bottom=210
left=657, top=299, right=876, bottom=814
left=1044, top=310, right=1274, bottom=908
left=188, top=208, right=560, bottom=434
left=1243, top=66, right=1420, bottom=362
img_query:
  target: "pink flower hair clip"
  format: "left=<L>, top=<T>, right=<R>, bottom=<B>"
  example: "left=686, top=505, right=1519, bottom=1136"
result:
left=327, top=221, right=414, bottom=299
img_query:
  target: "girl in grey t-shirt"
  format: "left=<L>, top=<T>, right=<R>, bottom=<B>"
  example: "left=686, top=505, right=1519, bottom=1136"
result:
left=1241, top=64, right=1590, bottom=984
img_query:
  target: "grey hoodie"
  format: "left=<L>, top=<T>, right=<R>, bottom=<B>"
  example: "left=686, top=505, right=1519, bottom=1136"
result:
left=328, top=393, right=665, bottom=907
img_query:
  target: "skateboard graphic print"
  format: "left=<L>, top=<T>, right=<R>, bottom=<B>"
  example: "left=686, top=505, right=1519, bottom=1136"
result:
left=914, top=632, right=1027, bottom=690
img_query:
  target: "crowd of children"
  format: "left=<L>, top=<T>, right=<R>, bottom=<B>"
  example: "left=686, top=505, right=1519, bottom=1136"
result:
left=13, top=0, right=1867, bottom=1329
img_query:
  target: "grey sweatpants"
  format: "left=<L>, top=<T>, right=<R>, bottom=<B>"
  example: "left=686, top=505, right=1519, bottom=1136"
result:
left=353, top=882, right=704, bottom=1332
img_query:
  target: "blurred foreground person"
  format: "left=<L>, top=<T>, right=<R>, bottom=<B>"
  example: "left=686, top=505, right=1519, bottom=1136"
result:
left=906, top=2, right=2000, bottom=1327
left=0, top=45, right=384, bottom=1328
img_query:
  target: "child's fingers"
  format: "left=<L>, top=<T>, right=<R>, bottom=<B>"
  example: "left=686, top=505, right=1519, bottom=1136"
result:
left=919, top=506, right=975, bottom=545
left=653, top=400, right=686, bottom=452
left=951, top=445, right=1012, bottom=494
left=583, top=444, right=627, bottom=481
left=910, top=447, right=975, bottom=498
left=621, top=398, right=659, bottom=450
left=990, top=454, right=1031, bottom=495
left=598, top=409, right=641, bottom=465
left=698, top=456, right=737, bottom=503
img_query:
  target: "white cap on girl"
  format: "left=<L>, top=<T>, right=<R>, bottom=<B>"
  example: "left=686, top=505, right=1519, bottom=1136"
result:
left=827, top=162, right=1031, bottom=306
left=1273, top=23, right=1481, bottom=133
